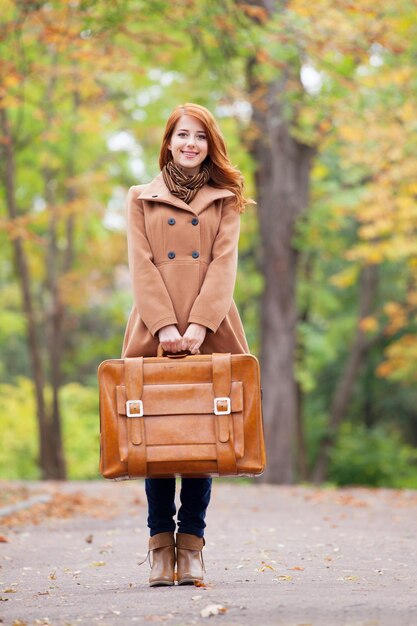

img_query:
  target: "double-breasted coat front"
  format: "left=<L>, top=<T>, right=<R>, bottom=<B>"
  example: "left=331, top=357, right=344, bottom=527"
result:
left=121, top=172, right=249, bottom=358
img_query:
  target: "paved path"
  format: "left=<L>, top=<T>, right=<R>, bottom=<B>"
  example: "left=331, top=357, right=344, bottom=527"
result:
left=0, top=480, right=416, bottom=626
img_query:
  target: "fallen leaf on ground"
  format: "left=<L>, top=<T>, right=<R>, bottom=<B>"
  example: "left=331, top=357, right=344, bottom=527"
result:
left=289, top=566, right=304, bottom=571
left=302, top=490, right=369, bottom=508
left=256, top=561, right=276, bottom=572
left=63, top=569, right=81, bottom=576
left=3, top=588, right=17, bottom=593
left=200, top=604, right=227, bottom=618
left=193, top=579, right=212, bottom=588
left=85, top=534, right=93, bottom=544
left=0, top=489, right=118, bottom=527
left=0, top=535, right=9, bottom=543
left=48, top=571, right=57, bottom=580
left=273, top=575, right=293, bottom=581
left=90, top=561, right=106, bottom=567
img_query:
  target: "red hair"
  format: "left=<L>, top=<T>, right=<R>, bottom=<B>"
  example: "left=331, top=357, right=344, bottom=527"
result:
left=159, top=103, right=250, bottom=213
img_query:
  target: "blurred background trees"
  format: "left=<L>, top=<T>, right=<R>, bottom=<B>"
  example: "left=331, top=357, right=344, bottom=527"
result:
left=1, top=0, right=417, bottom=485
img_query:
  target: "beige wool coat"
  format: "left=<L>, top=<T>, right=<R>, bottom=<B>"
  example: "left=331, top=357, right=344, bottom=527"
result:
left=121, top=172, right=249, bottom=358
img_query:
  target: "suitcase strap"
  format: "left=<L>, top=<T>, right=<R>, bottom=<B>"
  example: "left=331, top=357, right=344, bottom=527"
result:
left=212, top=353, right=237, bottom=475
left=125, top=357, right=147, bottom=475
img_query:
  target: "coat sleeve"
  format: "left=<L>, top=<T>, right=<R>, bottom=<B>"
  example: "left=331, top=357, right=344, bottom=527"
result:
left=188, top=196, right=240, bottom=333
left=126, top=186, right=179, bottom=337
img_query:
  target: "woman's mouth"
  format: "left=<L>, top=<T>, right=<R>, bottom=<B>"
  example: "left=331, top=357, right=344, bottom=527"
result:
left=181, top=151, right=199, bottom=158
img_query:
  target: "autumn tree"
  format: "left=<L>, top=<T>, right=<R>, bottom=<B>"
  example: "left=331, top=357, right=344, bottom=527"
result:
left=266, top=0, right=416, bottom=481
left=0, top=1, right=131, bottom=477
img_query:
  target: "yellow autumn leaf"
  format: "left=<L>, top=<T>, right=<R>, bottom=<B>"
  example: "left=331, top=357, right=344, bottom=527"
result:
left=376, top=361, right=393, bottom=378
left=330, top=266, right=358, bottom=289
left=4, top=73, right=22, bottom=88
left=338, top=125, right=363, bottom=143
left=257, top=562, right=276, bottom=572
left=312, top=162, right=329, bottom=179
left=359, top=316, right=379, bottom=333
left=383, top=301, right=404, bottom=316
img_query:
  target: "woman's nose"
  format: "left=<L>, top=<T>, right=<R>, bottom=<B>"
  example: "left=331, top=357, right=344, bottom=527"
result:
left=186, top=135, right=196, bottom=147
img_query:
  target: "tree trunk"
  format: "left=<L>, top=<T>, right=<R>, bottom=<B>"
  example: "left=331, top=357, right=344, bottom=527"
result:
left=43, top=165, right=66, bottom=480
left=295, top=379, right=308, bottom=481
left=294, top=250, right=315, bottom=481
left=40, top=67, right=76, bottom=480
left=312, top=263, right=379, bottom=482
left=246, top=67, right=315, bottom=483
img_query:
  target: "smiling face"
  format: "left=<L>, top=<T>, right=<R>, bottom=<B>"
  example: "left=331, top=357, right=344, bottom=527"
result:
left=168, top=114, right=209, bottom=176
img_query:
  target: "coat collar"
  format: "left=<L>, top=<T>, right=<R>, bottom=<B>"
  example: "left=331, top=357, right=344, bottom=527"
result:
left=137, top=172, right=235, bottom=215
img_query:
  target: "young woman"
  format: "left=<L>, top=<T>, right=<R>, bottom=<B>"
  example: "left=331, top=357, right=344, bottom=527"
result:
left=121, top=102, right=250, bottom=586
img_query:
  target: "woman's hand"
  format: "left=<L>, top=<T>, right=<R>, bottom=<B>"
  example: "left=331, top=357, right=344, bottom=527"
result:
left=182, top=323, right=207, bottom=354
left=158, top=322, right=207, bottom=354
left=158, top=324, right=187, bottom=353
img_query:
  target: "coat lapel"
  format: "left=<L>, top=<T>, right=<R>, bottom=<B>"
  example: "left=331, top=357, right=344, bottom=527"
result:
left=138, top=172, right=235, bottom=215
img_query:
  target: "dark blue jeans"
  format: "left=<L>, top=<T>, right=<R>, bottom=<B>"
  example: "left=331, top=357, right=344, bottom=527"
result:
left=145, top=477, right=212, bottom=538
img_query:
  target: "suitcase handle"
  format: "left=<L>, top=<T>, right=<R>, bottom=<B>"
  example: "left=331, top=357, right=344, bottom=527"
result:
left=157, top=343, right=200, bottom=358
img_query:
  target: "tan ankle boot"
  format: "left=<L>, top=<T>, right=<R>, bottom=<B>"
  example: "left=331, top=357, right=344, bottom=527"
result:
left=176, top=533, right=205, bottom=585
left=147, top=532, right=175, bottom=587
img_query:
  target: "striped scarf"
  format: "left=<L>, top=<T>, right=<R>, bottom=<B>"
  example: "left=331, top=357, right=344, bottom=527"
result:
left=162, top=161, right=211, bottom=204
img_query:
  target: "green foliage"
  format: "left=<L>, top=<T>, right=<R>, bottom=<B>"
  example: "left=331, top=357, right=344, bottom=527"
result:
left=0, top=378, right=100, bottom=480
left=328, top=422, right=417, bottom=488
left=61, top=383, right=101, bottom=480
left=0, top=378, right=39, bottom=479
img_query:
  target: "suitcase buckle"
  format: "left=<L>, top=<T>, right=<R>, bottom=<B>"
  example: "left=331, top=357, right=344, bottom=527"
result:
left=214, top=397, right=231, bottom=415
left=126, top=399, right=144, bottom=417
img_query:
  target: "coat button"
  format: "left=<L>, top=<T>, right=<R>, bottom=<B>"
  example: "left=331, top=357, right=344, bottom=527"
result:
left=191, top=217, right=199, bottom=225
left=152, top=194, right=158, bottom=198
left=192, top=251, right=200, bottom=259
left=168, top=217, right=176, bottom=225
left=168, top=251, right=176, bottom=259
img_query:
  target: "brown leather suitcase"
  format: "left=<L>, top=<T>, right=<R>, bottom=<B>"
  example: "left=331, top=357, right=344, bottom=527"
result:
left=98, top=351, right=266, bottom=479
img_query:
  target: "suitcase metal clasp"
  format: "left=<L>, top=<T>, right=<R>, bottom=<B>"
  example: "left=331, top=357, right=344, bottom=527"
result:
left=126, top=399, right=144, bottom=417
left=214, top=397, right=231, bottom=415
